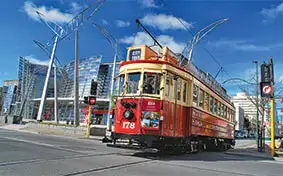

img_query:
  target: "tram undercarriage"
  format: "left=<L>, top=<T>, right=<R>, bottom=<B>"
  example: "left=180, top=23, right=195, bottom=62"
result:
left=105, top=133, right=235, bottom=153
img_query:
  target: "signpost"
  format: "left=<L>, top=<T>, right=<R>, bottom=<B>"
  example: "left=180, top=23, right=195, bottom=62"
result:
left=260, top=58, right=275, bottom=156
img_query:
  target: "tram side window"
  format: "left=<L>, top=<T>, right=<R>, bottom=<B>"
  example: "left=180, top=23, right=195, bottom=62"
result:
left=177, top=79, right=181, bottom=100
left=224, top=106, right=227, bottom=119
left=183, top=82, right=187, bottom=103
left=199, top=89, right=204, bottom=108
left=118, top=74, right=125, bottom=96
left=209, top=96, right=214, bottom=113
left=227, top=109, right=230, bottom=120
left=217, top=101, right=221, bottom=116
left=221, top=104, right=224, bottom=117
left=193, top=85, right=198, bottom=106
left=165, top=76, right=170, bottom=97
left=214, top=99, right=217, bottom=114
left=143, top=72, right=162, bottom=95
left=204, top=92, right=209, bottom=111
left=127, top=72, right=141, bottom=94
left=172, top=79, right=175, bottom=99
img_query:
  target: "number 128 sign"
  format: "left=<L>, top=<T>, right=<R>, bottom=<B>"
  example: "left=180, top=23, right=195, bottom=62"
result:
left=260, top=82, right=273, bottom=98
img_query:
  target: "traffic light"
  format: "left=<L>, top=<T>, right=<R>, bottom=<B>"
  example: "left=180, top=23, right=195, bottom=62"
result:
left=90, top=79, right=98, bottom=95
left=88, top=96, right=96, bottom=105
left=83, top=96, right=88, bottom=104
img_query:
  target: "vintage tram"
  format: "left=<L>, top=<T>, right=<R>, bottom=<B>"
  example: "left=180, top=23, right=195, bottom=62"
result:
left=108, top=45, right=235, bottom=152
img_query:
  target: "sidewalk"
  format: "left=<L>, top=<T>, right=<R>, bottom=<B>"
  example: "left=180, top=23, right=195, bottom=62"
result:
left=224, top=143, right=282, bottom=161
left=0, top=123, right=105, bottom=141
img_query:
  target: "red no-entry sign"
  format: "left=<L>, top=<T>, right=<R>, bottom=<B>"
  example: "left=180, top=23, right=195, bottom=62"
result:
left=262, top=85, right=272, bottom=94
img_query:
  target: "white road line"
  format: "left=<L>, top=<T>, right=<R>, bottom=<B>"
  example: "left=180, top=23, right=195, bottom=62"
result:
left=1, top=136, right=56, bottom=148
left=0, top=136, right=83, bottom=153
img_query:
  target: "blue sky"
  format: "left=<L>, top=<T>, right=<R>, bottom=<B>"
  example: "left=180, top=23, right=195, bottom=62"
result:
left=0, top=0, right=283, bottom=96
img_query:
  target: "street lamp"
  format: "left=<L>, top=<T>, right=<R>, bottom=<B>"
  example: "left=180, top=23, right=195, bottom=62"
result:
left=252, top=60, right=260, bottom=151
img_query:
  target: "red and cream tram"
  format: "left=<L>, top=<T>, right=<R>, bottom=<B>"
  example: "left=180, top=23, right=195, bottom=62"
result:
left=109, top=45, right=235, bottom=152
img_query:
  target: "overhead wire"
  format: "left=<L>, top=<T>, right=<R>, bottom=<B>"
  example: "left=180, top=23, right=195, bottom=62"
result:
left=159, top=0, right=229, bottom=78
left=159, top=0, right=254, bottom=96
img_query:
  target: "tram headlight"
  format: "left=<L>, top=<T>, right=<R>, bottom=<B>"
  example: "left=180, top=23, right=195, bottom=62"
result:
left=123, top=109, right=134, bottom=120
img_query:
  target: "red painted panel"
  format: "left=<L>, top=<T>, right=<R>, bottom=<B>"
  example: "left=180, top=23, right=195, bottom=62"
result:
left=114, top=98, right=141, bottom=135
left=190, top=107, right=234, bottom=139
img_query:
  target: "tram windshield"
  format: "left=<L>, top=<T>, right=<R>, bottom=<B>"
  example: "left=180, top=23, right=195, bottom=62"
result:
left=127, top=72, right=141, bottom=94
left=143, top=72, right=161, bottom=95
left=118, top=72, right=162, bottom=96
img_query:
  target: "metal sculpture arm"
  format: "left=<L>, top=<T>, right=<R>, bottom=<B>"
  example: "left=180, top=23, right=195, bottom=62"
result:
left=37, top=0, right=106, bottom=47
left=93, top=22, right=125, bottom=60
left=180, top=18, right=228, bottom=65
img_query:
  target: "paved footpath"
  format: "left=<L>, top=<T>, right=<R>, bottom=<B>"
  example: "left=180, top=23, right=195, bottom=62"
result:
left=0, top=128, right=283, bottom=176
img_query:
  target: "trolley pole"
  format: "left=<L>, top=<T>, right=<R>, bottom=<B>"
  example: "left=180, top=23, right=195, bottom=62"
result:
left=86, top=104, right=91, bottom=137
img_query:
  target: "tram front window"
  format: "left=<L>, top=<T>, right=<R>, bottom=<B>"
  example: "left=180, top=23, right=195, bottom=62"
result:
left=127, top=72, right=141, bottom=94
left=143, top=73, right=161, bottom=95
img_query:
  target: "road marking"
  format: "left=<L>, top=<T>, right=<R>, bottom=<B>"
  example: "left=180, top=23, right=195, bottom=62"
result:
left=0, top=136, right=81, bottom=154
left=1, top=136, right=55, bottom=148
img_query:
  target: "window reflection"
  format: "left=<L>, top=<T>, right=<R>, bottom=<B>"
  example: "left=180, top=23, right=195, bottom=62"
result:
left=118, top=74, right=125, bottom=95
left=127, top=72, right=140, bottom=94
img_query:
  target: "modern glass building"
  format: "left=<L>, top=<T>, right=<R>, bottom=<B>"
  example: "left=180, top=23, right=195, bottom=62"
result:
left=14, top=56, right=120, bottom=125
left=1, top=80, right=18, bottom=115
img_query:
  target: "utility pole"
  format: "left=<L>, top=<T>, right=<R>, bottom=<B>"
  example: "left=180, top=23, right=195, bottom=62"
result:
left=253, top=60, right=259, bottom=151
left=74, top=18, right=80, bottom=127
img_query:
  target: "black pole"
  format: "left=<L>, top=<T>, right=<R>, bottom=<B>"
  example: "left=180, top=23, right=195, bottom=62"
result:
left=135, top=19, right=163, bottom=49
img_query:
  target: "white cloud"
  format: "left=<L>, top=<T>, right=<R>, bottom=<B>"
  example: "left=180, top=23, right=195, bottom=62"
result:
left=119, top=32, right=186, bottom=53
left=261, top=2, right=283, bottom=18
left=140, top=13, right=193, bottom=31
left=69, top=2, right=83, bottom=13
left=138, top=0, right=158, bottom=8
left=23, top=1, right=74, bottom=24
left=25, top=56, right=49, bottom=66
left=102, top=19, right=108, bottom=25
left=116, top=20, right=131, bottom=28
left=212, top=39, right=283, bottom=51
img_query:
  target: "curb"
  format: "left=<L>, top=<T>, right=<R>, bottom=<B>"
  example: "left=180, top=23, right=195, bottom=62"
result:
left=224, top=151, right=275, bottom=160
left=0, top=126, right=104, bottom=141
left=0, top=127, right=39, bottom=135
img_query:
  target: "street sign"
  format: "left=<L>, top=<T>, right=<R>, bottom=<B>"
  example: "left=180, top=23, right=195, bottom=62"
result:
left=260, top=82, right=273, bottom=98
left=262, top=85, right=272, bottom=94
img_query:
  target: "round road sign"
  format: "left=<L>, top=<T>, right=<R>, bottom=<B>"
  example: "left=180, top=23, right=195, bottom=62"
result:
left=262, top=85, right=272, bottom=94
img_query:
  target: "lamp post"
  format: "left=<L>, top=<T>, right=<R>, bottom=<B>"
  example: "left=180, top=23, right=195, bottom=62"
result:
left=252, top=60, right=260, bottom=151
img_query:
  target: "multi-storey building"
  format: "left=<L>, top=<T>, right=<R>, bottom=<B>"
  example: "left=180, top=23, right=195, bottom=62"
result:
left=1, top=80, right=18, bottom=115
left=231, top=92, right=257, bottom=120
left=0, top=87, right=3, bottom=113
left=234, top=103, right=244, bottom=131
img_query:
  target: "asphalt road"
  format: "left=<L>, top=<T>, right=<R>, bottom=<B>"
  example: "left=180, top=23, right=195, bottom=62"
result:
left=0, top=129, right=282, bottom=176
